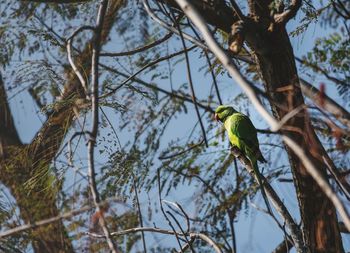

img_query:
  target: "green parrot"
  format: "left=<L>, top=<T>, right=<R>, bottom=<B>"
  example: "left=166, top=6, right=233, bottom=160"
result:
left=215, top=105, right=272, bottom=213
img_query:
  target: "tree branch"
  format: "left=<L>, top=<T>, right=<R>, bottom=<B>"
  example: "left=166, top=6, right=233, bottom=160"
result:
left=0, top=197, right=125, bottom=238
left=88, top=1, right=118, bottom=252
left=274, top=0, right=302, bottom=24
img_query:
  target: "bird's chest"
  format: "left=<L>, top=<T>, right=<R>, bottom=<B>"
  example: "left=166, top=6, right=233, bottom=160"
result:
left=224, top=119, right=240, bottom=147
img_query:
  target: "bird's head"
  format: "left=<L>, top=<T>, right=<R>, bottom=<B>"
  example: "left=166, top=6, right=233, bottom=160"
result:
left=214, top=105, right=236, bottom=122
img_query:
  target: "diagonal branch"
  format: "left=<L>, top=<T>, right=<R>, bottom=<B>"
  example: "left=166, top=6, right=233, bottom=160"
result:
left=230, top=147, right=303, bottom=252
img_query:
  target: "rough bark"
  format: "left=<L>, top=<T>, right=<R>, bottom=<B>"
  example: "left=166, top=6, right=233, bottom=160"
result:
left=0, top=1, right=124, bottom=252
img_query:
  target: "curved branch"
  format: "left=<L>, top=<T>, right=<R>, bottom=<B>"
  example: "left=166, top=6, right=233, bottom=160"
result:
left=66, top=26, right=94, bottom=98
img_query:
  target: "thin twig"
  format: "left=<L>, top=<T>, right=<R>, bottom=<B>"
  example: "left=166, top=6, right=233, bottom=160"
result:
left=187, top=21, right=223, bottom=105
left=142, top=0, right=206, bottom=49
left=167, top=211, right=195, bottom=253
left=100, top=63, right=214, bottom=112
left=159, top=140, right=204, bottom=160
left=101, top=32, right=173, bottom=57
left=174, top=11, right=208, bottom=147
left=100, top=46, right=196, bottom=98
left=229, top=0, right=245, bottom=20
left=162, top=200, right=191, bottom=233
left=163, top=200, right=195, bottom=252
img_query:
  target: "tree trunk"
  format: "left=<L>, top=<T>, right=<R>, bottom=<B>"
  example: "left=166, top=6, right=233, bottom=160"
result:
left=0, top=1, right=124, bottom=251
left=243, top=2, right=344, bottom=252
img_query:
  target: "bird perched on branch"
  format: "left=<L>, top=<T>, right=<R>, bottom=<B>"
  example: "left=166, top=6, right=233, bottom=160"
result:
left=215, top=105, right=272, bottom=212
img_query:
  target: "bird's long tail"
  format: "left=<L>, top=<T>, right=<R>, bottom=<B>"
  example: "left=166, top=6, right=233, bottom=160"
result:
left=252, top=161, right=273, bottom=215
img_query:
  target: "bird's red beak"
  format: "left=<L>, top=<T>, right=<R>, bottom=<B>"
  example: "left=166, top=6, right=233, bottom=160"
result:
left=214, top=113, right=220, bottom=121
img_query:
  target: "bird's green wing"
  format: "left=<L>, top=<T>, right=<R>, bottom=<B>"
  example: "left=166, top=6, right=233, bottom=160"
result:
left=229, top=113, right=260, bottom=162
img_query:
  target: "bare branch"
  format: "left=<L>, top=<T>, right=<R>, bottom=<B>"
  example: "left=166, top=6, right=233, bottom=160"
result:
left=0, top=197, right=126, bottom=238
left=88, top=1, right=118, bottom=252
left=87, top=227, right=223, bottom=253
